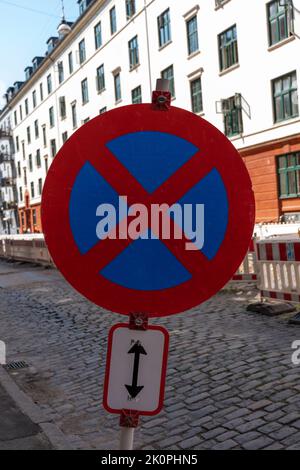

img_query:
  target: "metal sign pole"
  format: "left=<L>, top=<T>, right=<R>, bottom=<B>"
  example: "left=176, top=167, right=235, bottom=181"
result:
left=118, top=81, right=171, bottom=451
left=118, top=313, right=148, bottom=451
left=120, top=427, right=135, bottom=451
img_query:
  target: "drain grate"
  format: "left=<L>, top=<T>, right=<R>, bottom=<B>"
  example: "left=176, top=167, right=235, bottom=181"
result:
left=4, top=361, right=29, bottom=371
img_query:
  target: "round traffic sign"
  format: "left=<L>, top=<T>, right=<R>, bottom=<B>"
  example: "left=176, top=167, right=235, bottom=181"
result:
left=42, top=104, right=255, bottom=317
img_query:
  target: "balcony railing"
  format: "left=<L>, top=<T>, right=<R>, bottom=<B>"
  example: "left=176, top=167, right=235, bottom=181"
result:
left=0, top=128, right=12, bottom=139
left=0, top=152, right=13, bottom=164
left=1, top=201, right=17, bottom=211
left=0, top=177, right=14, bottom=187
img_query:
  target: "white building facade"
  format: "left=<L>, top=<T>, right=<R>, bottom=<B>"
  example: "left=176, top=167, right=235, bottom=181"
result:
left=0, top=0, right=300, bottom=233
left=0, top=107, right=18, bottom=234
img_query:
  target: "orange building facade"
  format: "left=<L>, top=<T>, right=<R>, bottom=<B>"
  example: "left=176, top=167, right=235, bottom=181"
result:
left=240, top=134, right=300, bottom=223
left=18, top=191, right=42, bottom=234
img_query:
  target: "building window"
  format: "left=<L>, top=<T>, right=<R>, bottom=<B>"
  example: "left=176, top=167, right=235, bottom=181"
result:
left=110, top=6, right=117, bottom=35
left=38, top=178, right=43, bottom=196
left=62, top=132, right=68, bottom=144
left=99, top=107, right=107, bottom=114
left=278, top=153, right=300, bottom=198
left=81, top=78, right=89, bottom=104
left=268, top=0, right=293, bottom=46
left=79, top=39, right=86, bottom=64
left=161, top=65, right=175, bottom=97
left=128, top=36, right=139, bottom=69
left=132, top=86, right=142, bottom=104
left=50, top=139, right=57, bottom=158
left=47, top=74, right=52, bottom=94
left=45, top=158, right=48, bottom=173
left=59, top=96, right=66, bottom=119
left=114, top=73, right=122, bottom=102
left=20, top=104, right=23, bottom=120
left=49, top=107, right=55, bottom=127
left=94, top=22, right=102, bottom=49
left=34, top=119, right=39, bottom=139
left=30, top=182, right=35, bottom=198
left=22, top=141, right=25, bottom=159
left=222, top=96, right=243, bottom=137
left=17, top=161, right=21, bottom=177
left=42, top=126, right=47, bottom=147
left=273, top=71, right=298, bottom=122
left=28, top=154, right=33, bottom=172
left=190, top=77, right=203, bottom=114
left=158, top=9, right=171, bottom=47
left=218, top=25, right=238, bottom=72
left=16, top=136, right=19, bottom=152
left=23, top=168, right=27, bottom=186
left=32, top=209, right=37, bottom=226
left=19, top=187, right=23, bottom=202
left=27, top=126, right=31, bottom=144
left=32, top=90, right=37, bottom=108
left=78, top=0, right=87, bottom=15
left=186, top=16, right=199, bottom=55
left=14, top=111, right=17, bottom=126
left=36, top=149, right=41, bottom=167
left=40, top=83, right=43, bottom=101
left=126, top=0, right=136, bottom=20
left=68, top=51, right=74, bottom=74
left=24, top=100, right=28, bottom=116
left=58, top=61, right=64, bottom=84
left=72, top=102, right=77, bottom=129
left=96, top=64, right=105, bottom=92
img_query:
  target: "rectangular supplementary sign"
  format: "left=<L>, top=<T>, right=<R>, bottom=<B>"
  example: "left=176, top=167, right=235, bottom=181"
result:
left=103, top=324, right=169, bottom=416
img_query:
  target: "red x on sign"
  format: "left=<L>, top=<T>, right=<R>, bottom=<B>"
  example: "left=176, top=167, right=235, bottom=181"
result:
left=42, top=104, right=255, bottom=317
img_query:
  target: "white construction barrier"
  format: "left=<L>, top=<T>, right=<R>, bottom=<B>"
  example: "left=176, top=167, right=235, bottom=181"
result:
left=257, top=239, right=300, bottom=303
left=232, top=239, right=257, bottom=281
left=0, top=236, right=54, bottom=267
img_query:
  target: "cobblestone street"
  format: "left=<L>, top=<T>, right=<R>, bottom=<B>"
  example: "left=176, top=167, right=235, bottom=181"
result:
left=0, top=259, right=299, bottom=450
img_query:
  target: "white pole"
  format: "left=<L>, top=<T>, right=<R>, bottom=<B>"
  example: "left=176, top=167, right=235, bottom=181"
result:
left=120, top=427, right=135, bottom=450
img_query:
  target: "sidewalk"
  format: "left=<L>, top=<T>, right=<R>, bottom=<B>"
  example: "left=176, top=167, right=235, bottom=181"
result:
left=0, top=364, right=73, bottom=450
left=0, top=381, right=52, bottom=450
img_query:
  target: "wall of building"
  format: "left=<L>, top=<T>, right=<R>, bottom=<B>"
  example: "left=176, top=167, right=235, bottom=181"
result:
left=0, top=108, right=18, bottom=234
left=0, top=0, right=300, bottom=232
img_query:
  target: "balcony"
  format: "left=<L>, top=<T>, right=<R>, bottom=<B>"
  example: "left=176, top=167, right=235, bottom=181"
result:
left=0, top=152, right=13, bottom=164
left=0, top=177, right=14, bottom=187
left=1, top=201, right=17, bottom=211
left=0, top=128, right=12, bottom=139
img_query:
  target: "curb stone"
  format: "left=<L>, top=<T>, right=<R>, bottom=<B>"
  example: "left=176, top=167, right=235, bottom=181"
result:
left=0, top=365, right=74, bottom=450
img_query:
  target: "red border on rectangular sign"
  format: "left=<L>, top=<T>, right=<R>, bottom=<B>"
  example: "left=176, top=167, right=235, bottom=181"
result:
left=103, top=323, right=169, bottom=417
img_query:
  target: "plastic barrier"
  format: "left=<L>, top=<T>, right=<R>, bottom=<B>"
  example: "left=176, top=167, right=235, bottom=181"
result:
left=0, top=235, right=257, bottom=283
left=232, top=239, right=257, bottom=281
left=257, top=239, right=300, bottom=302
left=0, top=236, right=54, bottom=267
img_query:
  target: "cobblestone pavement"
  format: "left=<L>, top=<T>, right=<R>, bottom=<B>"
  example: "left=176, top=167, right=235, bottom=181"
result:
left=0, top=259, right=300, bottom=450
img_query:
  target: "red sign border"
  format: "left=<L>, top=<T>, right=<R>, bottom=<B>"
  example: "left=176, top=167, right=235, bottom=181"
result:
left=102, top=323, right=169, bottom=417
left=42, top=104, right=255, bottom=317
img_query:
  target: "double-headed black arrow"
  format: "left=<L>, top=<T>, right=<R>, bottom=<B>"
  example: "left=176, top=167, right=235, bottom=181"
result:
left=125, top=341, right=147, bottom=398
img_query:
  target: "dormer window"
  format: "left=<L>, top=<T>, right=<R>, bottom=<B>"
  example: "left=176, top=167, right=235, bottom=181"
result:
left=32, top=56, right=44, bottom=71
left=47, top=37, right=58, bottom=54
left=25, top=67, right=33, bottom=81
left=78, top=0, right=92, bottom=15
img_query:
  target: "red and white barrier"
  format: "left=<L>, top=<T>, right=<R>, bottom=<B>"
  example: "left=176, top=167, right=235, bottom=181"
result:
left=257, top=239, right=300, bottom=302
left=0, top=236, right=54, bottom=267
left=232, top=239, right=257, bottom=281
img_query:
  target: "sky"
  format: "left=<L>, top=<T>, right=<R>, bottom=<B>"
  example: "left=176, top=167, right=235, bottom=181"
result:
left=0, top=0, right=79, bottom=107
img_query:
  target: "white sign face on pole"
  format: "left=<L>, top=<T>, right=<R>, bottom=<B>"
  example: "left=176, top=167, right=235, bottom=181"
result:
left=103, top=324, right=169, bottom=416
